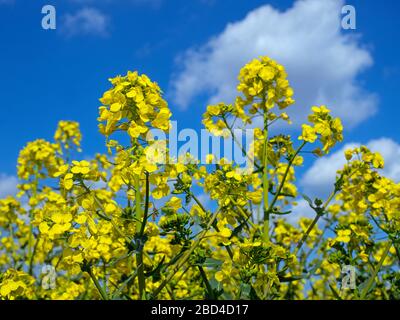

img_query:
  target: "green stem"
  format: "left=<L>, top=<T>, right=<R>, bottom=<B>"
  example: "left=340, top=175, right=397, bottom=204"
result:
left=360, top=241, right=391, bottom=300
left=139, top=172, right=150, bottom=236
left=268, top=141, right=307, bottom=212
left=198, top=266, right=215, bottom=299
left=28, top=234, right=40, bottom=275
left=189, top=187, right=237, bottom=259
left=228, top=196, right=258, bottom=230
left=262, top=111, right=269, bottom=242
left=80, top=181, right=131, bottom=244
left=295, top=190, right=336, bottom=254
left=222, top=115, right=260, bottom=170
left=135, top=175, right=142, bottom=233
left=152, top=204, right=223, bottom=298
left=28, top=166, right=39, bottom=273
left=134, top=174, right=146, bottom=300
left=88, top=267, right=108, bottom=300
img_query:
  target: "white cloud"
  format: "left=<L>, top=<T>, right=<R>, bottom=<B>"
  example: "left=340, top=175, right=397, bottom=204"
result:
left=0, top=173, right=18, bottom=198
left=300, top=142, right=357, bottom=198
left=300, top=138, right=400, bottom=199
left=287, top=198, right=314, bottom=224
left=170, top=0, right=376, bottom=128
left=289, top=138, right=400, bottom=223
left=62, top=7, right=110, bottom=37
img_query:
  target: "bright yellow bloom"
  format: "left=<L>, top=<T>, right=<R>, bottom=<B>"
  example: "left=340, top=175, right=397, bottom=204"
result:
left=71, top=160, right=90, bottom=174
left=299, top=124, right=317, bottom=143
left=336, top=229, right=351, bottom=243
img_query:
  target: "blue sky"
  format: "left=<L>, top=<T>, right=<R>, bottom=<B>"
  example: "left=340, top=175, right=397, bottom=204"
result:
left=0, top=0, right=399, bottom=201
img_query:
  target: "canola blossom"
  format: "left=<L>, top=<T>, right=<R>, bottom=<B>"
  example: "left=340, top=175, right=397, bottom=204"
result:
left=0, top=56, right=399, bottom=300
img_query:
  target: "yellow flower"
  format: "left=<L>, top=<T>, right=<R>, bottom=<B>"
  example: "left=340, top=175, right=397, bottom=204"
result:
left=258, top=66, right=276, bottom=82
left=54, top=120, right=82, bottom=151
left=336, top=229, right=351, bottom=243
left=127, top=121, right=148, bottom=138
left=219, top=227, right=231, bottom=238
left=344, top=149, right=353, bottom=161
left=226, top=169, right=242, bottom=181
left=71, top=160, right=90, bottom=175
left=63, top=173, right=74, bottom=190
left=105, top=203, right=118, bottom=215
left=110, top=102, right=122, bottom=112
left=165, top=196, right=182, bottom=211
left=359, top=250, right=369, bottom=262
left=207, top=104, right=221, bottom=116
left=4, top=53, right=400, bottom=301
left=53, top=164, right=69, bottom=178
left=299, top=124, right=317, bottom=143
left=206, top=154, right=214, bottom=164
left=372, top=153, right=384, bottom=169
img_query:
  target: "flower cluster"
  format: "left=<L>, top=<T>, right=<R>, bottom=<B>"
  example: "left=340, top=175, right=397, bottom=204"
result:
left=54, top=120, right=82, bottom=152
left=299, top=106, right=343, bottom=154
left=98, top=71, right=171, bottom=140
left=0, top=56, right=399, bottom=301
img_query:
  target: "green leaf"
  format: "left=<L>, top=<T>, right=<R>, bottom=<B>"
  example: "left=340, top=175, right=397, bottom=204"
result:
left=145, top=255, right=165, bottom=278
left=271, top=210, right=292, bottom=215
left=302, top=194, right=314, bottom=207
left=200, top=258, right=223, bottom=268
left=307, top=259, right=323, bottom=275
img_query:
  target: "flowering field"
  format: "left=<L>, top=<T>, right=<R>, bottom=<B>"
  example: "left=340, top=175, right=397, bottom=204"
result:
left=1, top=56, right=399, bottom=300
